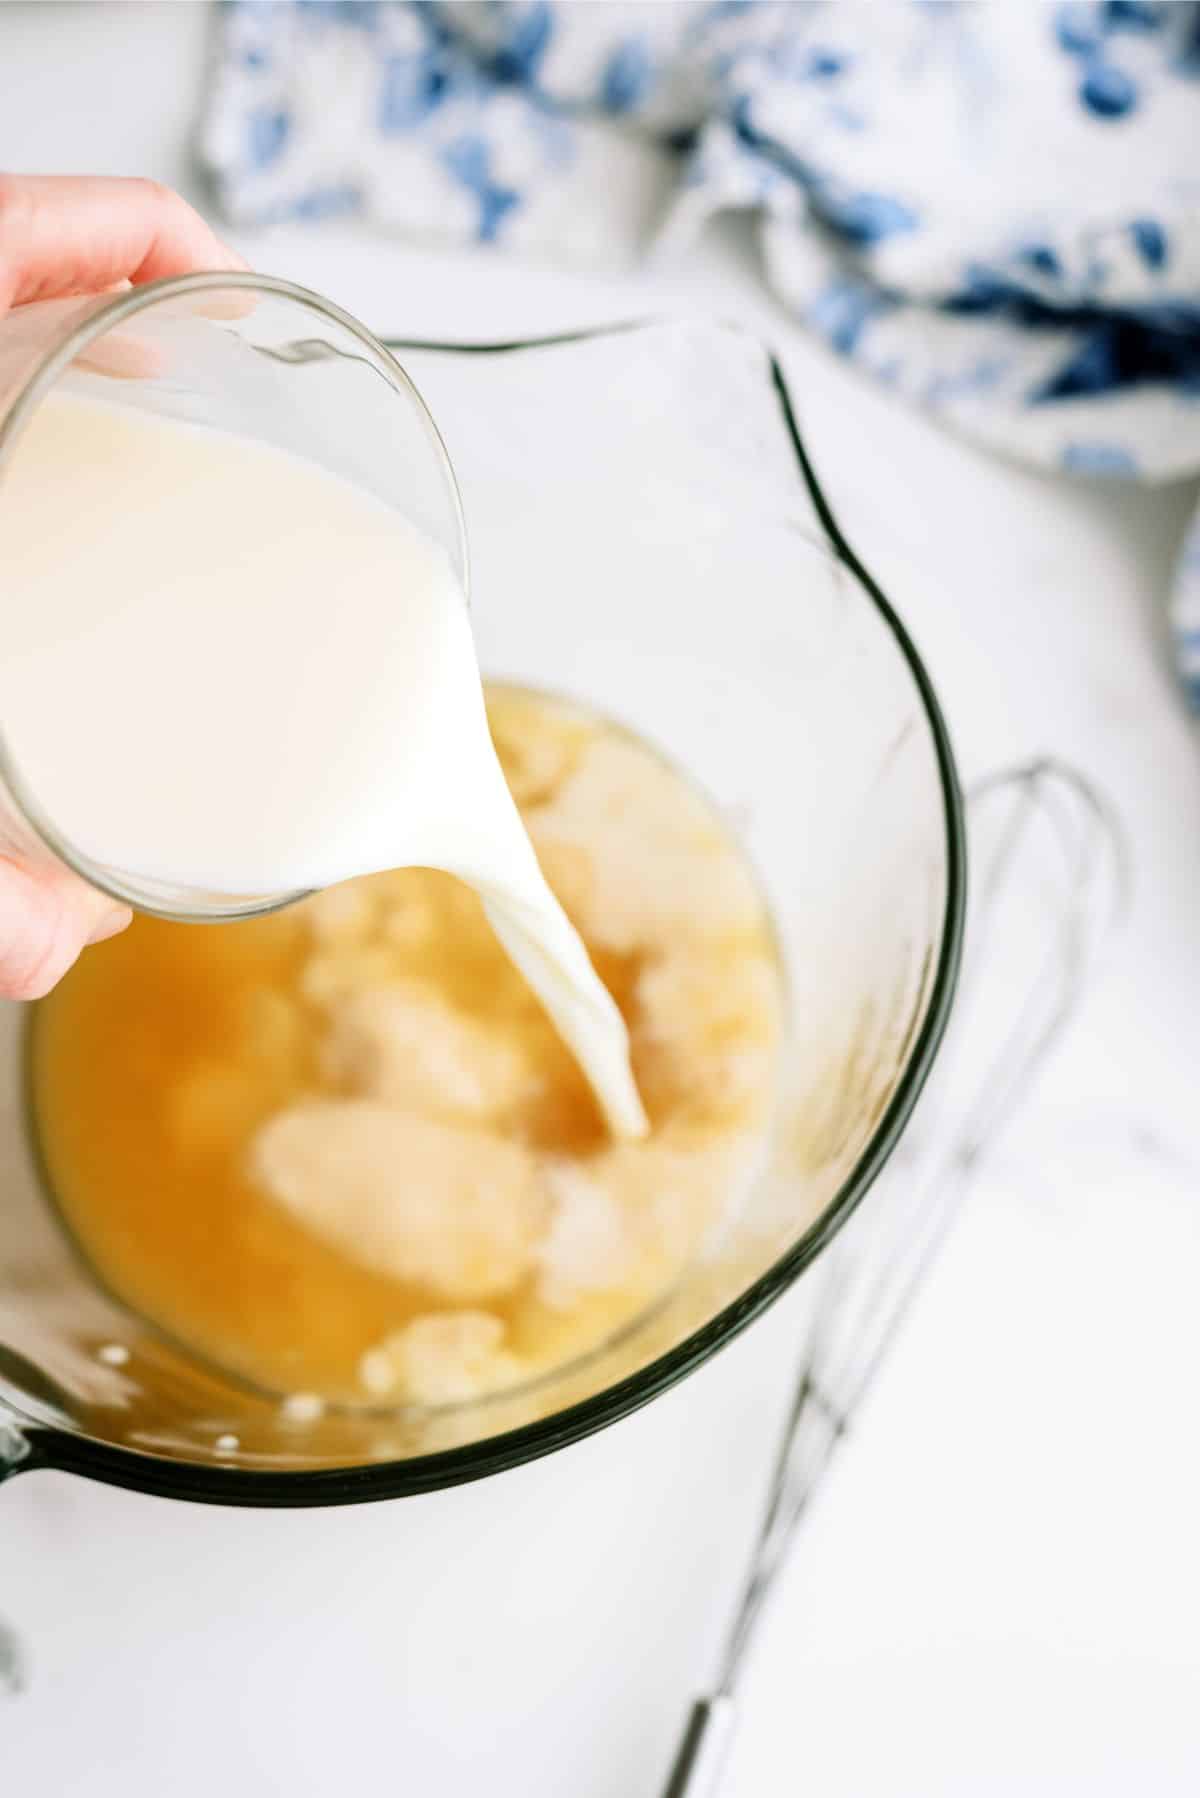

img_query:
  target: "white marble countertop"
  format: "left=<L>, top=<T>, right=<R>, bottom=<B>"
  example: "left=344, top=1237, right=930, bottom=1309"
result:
left=2, top=6, right=1199, bottom=1794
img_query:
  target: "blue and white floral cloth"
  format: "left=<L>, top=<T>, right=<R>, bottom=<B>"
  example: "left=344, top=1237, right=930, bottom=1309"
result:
left=201, top=2, right=1200, bottom=699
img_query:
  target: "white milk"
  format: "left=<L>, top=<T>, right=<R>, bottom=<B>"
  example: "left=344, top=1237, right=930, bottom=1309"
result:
left=0, top=393, right=647, bottom=1139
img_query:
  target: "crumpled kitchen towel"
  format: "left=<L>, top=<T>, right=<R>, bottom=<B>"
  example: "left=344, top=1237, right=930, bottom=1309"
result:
left=200, top=2, right=1200, bottom=700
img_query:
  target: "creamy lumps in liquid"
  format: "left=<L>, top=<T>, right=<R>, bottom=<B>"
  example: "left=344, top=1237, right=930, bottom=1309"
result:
left=33, top=689, right=784, bottom=1404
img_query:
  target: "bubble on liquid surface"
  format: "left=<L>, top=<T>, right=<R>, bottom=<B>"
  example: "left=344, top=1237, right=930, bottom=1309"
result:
left=280, top=1392, right=325, bottom=1424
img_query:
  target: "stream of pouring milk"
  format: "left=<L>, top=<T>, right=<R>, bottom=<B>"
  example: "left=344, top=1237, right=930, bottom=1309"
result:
left=0, top=392, right=647, bottom=1139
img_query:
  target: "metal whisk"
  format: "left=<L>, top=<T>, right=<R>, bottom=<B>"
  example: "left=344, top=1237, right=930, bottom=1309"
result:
left=660, top=759, right=1128, bottom=1798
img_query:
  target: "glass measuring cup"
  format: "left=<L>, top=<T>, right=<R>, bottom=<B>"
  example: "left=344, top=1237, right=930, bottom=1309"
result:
left=0, top=272, right=468, bottom=920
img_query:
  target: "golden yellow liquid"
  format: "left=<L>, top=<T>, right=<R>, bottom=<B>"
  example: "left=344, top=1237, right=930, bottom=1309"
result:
left=30, top=688, right=782, bottom=1406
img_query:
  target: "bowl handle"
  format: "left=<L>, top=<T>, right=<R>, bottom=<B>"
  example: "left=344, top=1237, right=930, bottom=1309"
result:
left=0, top=1409, right=37, bottom=1695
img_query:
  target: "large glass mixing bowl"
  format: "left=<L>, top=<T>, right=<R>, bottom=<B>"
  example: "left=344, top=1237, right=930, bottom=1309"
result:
left=0, top=315, right=964, bottom=1506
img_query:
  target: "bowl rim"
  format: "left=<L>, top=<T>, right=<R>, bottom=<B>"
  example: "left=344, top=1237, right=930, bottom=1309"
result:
left=9, top=319, right=966, bottom=1507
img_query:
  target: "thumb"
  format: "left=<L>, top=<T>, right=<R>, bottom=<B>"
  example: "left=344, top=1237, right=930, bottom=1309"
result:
left=0, top=857, right=131, bottom=1000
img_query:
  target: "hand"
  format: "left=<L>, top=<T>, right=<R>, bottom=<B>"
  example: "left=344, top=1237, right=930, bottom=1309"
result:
left=0, top=174, right=246, bottom=999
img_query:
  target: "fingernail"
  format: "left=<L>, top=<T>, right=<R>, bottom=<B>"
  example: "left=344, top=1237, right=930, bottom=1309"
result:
left=87, top=905, right=132, bottom=946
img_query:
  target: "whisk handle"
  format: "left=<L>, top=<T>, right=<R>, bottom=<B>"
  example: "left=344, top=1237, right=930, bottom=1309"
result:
left=659, top=1695, right=737, bottom=1798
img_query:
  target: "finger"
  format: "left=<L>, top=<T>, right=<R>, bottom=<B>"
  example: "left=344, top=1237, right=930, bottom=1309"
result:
left=0, top=174, right=246, bottom=314
left=0, top=858, right=130, bottom=1001
left=0, top=293, right=169, bottom=408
